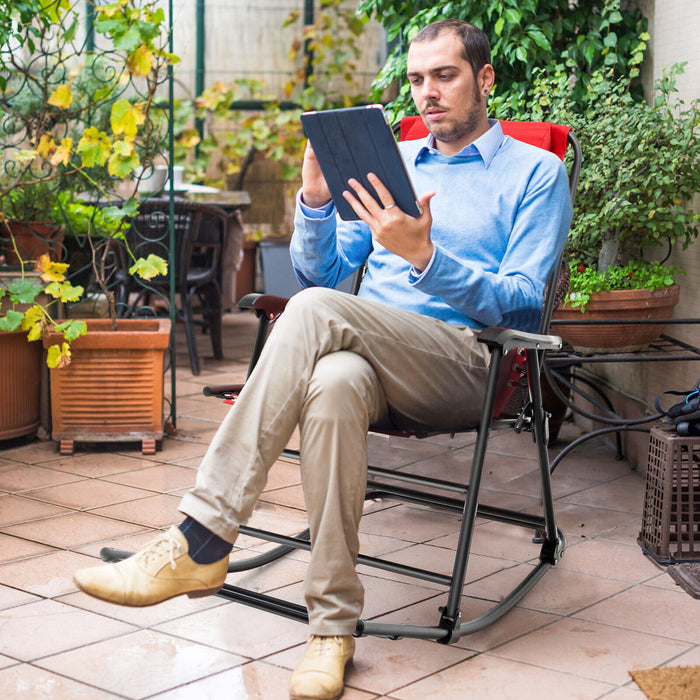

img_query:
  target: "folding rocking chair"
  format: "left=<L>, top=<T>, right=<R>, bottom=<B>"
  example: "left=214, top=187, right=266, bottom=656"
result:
left=106, top=119, right=582, bottom=643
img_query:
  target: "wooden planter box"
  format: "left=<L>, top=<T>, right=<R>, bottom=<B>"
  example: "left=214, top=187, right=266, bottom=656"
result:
left=44, top=318, right=171, bottom=455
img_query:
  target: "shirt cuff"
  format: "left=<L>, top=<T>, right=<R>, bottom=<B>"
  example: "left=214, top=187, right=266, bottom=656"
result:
left=298, top=190, right=334, bottom=219
left=409, top=247, right=438, bottom=282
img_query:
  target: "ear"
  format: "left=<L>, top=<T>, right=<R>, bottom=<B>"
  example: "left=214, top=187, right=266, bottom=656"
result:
left=479, top=64, right=495, bottom=95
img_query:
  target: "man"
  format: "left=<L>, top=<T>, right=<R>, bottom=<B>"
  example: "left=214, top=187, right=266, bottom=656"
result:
left=74, top=19, right=572, bottom=700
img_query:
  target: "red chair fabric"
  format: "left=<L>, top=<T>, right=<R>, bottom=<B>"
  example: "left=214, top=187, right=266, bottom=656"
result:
left=399, top=115, right=571, bottom=161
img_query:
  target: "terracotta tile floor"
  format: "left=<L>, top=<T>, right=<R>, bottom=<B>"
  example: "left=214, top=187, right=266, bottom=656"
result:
left=1, top=311, right=698, bottom=699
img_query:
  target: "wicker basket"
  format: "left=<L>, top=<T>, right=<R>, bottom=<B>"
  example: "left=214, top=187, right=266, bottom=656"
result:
left=638, top=427, right=700, bottom=563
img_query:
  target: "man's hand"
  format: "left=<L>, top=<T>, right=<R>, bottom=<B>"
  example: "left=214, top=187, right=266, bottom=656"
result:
left=300, top=141, right=332, bottom=209
left=343, top=173, right=435, bottom=272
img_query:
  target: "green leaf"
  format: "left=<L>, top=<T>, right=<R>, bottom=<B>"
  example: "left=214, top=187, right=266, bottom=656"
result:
left=0, top=310, right=25, bottom=332
left=63, top=16, right=78, bottom=42
left=129, top=254, right=168, bottom=280
left=8, top=278, right=42, bottom=304
left=54, top=319, right=87, bottom=341
left=77, top=126, right=111, bottom=167
left=108, top=145, right=140, bottom=178
left=504, top=8, right=522, bottom=24
left=529, top=29, right=551, bottom=51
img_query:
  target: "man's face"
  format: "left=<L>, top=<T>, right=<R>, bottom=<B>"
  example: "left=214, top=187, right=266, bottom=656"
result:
left=407, top=32, right=492, bottom=154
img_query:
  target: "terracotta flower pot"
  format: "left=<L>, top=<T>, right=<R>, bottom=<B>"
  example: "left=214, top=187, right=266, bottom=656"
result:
left=43, top=317, right=171, bottom=455
left=0, top=269, right=51, bottom=441
left=1, top=221, right=64, bottom=265
left=553, top=285, right=680, bottom=352
left=0, top=331, right=43, bottom=440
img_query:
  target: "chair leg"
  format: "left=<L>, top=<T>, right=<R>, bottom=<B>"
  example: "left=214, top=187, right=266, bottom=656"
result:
left=182, top=288, right=200, bottom=374
left=203, top=285, right=223, bottom=360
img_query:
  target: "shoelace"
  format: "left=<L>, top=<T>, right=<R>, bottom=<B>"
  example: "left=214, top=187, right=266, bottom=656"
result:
left=311, top=636, right=343, bottom=656
left=137, top=532, right=184, bottom=570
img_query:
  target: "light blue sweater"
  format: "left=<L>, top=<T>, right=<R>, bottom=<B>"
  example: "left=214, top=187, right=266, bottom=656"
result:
left=290, top=120, right=573, bottom=333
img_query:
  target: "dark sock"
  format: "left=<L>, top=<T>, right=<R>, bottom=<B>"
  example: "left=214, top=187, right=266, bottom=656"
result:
left=178, top=516, right=233, bottom=564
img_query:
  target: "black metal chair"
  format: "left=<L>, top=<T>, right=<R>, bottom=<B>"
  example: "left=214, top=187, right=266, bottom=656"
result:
left=118, top=200, right=229, bottom=374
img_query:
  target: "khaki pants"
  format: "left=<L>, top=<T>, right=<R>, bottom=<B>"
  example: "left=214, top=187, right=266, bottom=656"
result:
left=179, top=287, right=490, bottom=635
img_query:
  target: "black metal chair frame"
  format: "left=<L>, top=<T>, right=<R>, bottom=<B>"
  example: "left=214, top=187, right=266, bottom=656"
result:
left=103, top=125, right=582, bottom=644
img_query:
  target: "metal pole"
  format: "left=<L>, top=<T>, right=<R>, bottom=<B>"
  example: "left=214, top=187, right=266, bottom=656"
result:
left=168, top=0, right=177, bottom=426
left=85, top=1, right=95, bottom=52
left=303, top=0, right=314, bottom=88
left=195, top=0, right=206, bottom=141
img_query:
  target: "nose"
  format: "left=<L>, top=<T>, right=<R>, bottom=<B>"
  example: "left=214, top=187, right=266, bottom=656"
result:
left=418, top=76, right=440, bottom=103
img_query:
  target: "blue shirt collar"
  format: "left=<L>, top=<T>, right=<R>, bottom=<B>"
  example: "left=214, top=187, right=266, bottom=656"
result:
left=417, top=118, right=503, bottom=168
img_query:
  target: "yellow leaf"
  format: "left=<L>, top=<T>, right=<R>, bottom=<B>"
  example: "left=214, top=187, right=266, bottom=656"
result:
left=21, top=305, right=43, bottom=332
left=50, top=138, right=73, bottom=167
left=77, top=127, right=111, bottom=167
left=36, top=254, right=69, bottom=283
left=178, top=128, right=201, bottom=149
left=37, top=134, right=56, bottom=160
left=46, top=343, right=72, bottom=369
left=34, top=253, right=53, bottom=276
left=48, top=83, right=73, bottom=109
left=128, top=44, right=154, bottom=77
left=26, top=321, right=43, bottom=342
left=111, top=99, right=146, bottom=140
left=96, top=2, right=123, bottom=20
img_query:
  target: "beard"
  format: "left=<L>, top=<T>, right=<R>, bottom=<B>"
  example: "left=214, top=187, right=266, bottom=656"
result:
left=424, top=86, right=483, bottom=144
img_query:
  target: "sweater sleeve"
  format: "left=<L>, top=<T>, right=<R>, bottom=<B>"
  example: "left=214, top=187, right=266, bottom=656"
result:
left=290, top=190, right=373, bottom=289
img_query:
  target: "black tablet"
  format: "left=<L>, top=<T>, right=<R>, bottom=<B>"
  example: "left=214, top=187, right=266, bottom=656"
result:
left=300, top=104, right=423, bottom=221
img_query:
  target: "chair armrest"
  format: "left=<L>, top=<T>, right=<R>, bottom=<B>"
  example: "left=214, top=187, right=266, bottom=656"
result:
left=478, top=326, right=562, bottom=353
left=238, top=293, right=290, bottom=321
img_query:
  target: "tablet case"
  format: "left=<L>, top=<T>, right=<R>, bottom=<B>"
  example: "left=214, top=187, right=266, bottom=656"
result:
left=300, top=105, right=422, bottom=221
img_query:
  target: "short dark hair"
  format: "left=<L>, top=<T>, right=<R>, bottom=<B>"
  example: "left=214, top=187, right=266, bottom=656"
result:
left=410, top=19, right=491, bottom=79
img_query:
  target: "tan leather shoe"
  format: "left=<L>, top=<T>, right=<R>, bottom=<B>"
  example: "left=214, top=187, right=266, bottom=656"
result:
left=73, top=525, right=228, bottom=606
left=289, top=634, right=355, bottom=700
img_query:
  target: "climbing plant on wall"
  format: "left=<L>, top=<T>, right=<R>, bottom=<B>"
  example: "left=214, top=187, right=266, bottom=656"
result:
left=358, top=0, right=648, bottom=120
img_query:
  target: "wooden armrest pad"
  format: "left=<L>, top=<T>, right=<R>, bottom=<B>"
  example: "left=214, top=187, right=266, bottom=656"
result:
left=478, top=326, right=562, bottom=352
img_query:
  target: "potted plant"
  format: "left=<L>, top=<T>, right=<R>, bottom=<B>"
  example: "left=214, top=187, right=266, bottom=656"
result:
left=0, top=254, right=81, bottom=440
left=527, top=60, right=700, bottom=350
left=0, top=0, right=175, bottom=452
left=0, top=180, right=68, bottom=265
